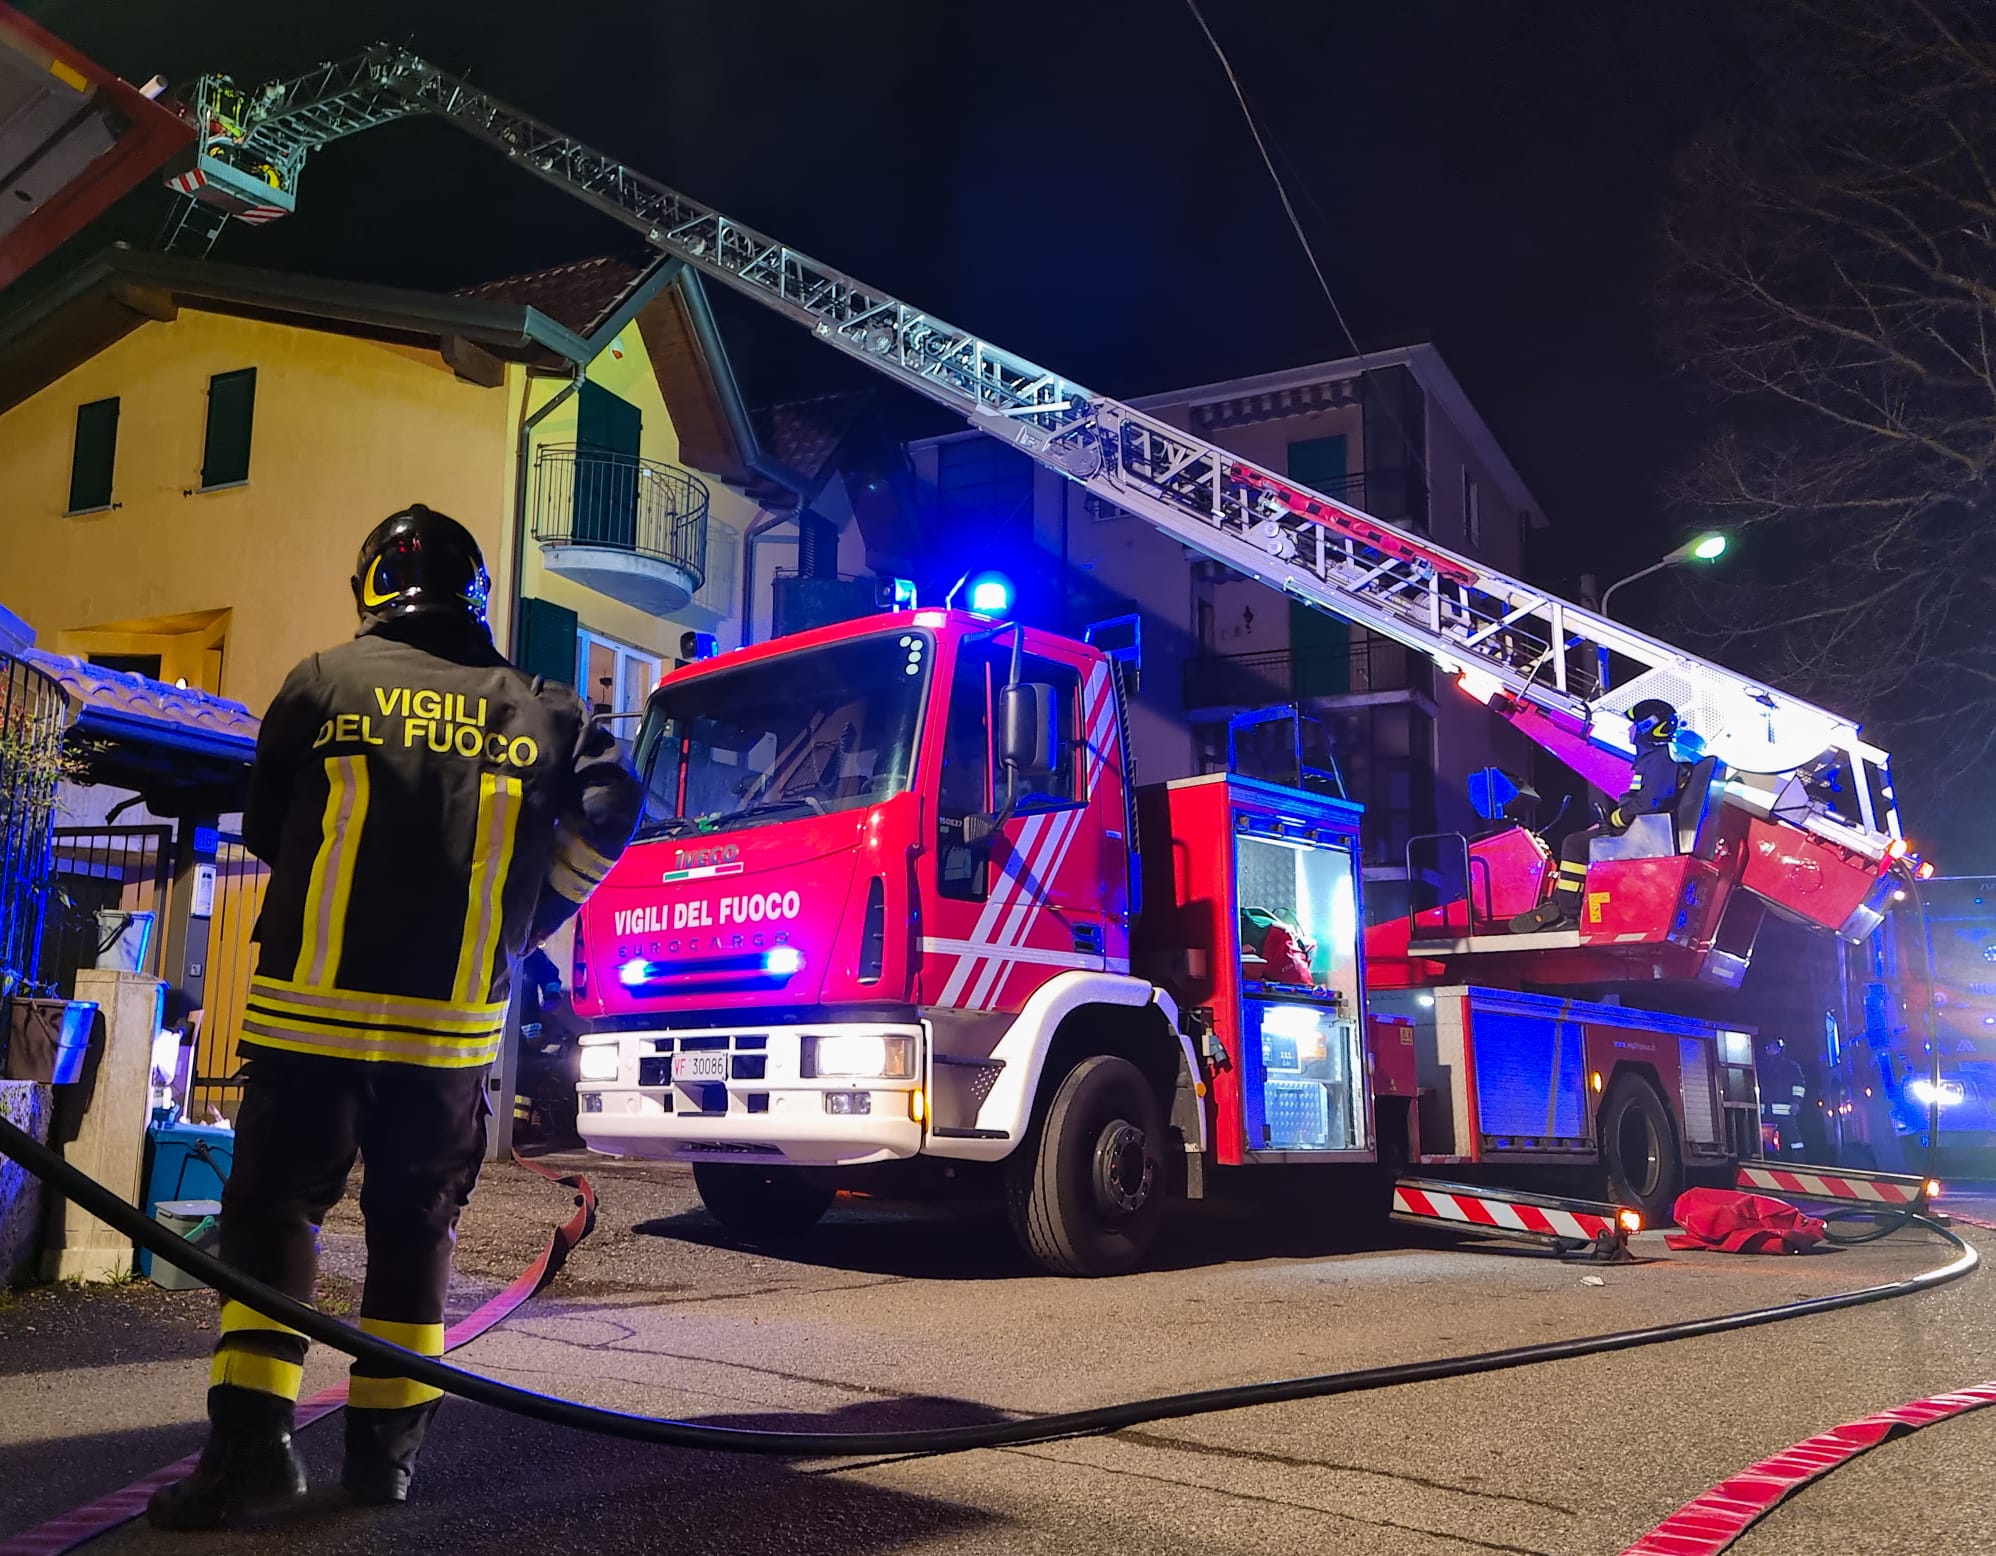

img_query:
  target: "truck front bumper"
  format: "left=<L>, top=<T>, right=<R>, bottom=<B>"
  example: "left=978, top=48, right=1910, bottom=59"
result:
left=575, top=1021, right=926, bottom=1168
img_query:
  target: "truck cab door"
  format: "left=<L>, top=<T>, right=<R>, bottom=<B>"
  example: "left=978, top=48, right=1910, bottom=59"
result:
left=925, top=638, right=1122, bottom=1012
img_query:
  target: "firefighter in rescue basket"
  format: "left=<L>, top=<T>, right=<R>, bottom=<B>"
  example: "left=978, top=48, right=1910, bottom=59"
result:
left=1510, top=698, right=1688, bottom=933
left=149, top=505, right=643, bottom=1530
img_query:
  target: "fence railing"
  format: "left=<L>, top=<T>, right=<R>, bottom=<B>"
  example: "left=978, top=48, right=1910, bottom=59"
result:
left=1182, top=637, right=1431, bottom=711
left=0, top=653, right=68, bottom=996
left=530, top=442, right=709, bottom=587
left=39, top=826, right=174, bottom=993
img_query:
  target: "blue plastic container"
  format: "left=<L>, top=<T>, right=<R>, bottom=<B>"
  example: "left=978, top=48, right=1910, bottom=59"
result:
left=139, top=1121, right=234, bottom=1276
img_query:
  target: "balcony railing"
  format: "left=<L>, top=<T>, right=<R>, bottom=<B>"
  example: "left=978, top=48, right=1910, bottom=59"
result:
left=532, top=443, right=708, bottom=579
left=1182, top=638, right=1432, bottom=712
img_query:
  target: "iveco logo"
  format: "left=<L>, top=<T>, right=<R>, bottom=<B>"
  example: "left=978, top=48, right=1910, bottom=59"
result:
left=674, top=844, right=741, bottom=869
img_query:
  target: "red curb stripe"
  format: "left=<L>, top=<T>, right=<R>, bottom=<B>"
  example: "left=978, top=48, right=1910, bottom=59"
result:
left=0, top=1156, right=594, bottom=1556
left=1621, top=1380, right=1996, bottom=1555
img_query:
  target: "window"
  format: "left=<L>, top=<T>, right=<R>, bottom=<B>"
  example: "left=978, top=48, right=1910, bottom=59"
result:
left=1286, top=434, right=1347, bottom=498
left=201, top=368, right=257, bottom=489
left=576, top=627, right=662, bottom=718
left=68, top=398, right=119, bottom=513
left=1462, top=469, right=1482, bottom=550
left=935, top=437, right=1033, bottom=531
left=631, top=632, right=930, bottom=841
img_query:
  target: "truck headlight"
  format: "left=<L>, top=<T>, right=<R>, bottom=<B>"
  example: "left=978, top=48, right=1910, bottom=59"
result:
left=808, top=1034, right=914, bottom=1079
left=579, top=1045, right=621, bottom=1082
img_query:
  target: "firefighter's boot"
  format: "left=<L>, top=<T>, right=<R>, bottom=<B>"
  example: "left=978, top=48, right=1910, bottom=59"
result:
left=1508, top=897, right=1578, bottom=933
left=1510, top=852, right=1588, bottom=933
left=146, top=1386, right=308, bottom=1530
left=342, top=1400, right=442, bottom=1506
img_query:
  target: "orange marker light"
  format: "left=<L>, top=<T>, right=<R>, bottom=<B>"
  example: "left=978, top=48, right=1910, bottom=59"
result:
left=1617, top=1209, right=1643, bottom=1235
left=1590, top=1071, right=1604, bottom=1093
left=1925, top=1179, right=1942, bottom=1201
left=1887, top=838, right=1910, bottom=860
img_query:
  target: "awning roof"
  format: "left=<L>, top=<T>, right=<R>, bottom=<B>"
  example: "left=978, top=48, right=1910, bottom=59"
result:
left=22, top=650, right=257, bottom=814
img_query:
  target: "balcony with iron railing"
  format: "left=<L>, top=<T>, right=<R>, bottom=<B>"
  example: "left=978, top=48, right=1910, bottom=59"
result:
left=530, top=443, right=709, bottom=617
left=1181, top=636, right=1432, bottom=714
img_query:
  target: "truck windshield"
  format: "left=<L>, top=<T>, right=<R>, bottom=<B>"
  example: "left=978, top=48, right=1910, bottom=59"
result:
left=632, top=631, right=931, bottom=840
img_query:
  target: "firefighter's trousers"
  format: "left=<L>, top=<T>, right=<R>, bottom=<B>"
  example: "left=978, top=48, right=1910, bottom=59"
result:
left=210, top=1051, right=489, bottom=1447
left=1553, top=810, right=1637, bottom=908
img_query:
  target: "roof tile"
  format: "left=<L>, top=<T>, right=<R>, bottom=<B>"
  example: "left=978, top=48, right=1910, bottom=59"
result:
left=457, top=255, right=650, bottom=337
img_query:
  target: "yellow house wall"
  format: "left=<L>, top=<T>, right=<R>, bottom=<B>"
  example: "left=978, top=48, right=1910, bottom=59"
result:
left=0, top=311, right=518, bottom=718
left=519, top=320, right=758, bottom=669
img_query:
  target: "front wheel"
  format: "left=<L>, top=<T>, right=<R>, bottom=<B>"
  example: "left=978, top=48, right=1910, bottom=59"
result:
left=1006, top=1055, right=1167, bottom=1277
left=1600, top=1075, right=1683, bottom=1225
left=693, top=1163, right=835, bottom=1242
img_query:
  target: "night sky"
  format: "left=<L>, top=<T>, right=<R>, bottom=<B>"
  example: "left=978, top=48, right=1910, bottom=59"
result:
left=26, top=0, right=1749, bottom=597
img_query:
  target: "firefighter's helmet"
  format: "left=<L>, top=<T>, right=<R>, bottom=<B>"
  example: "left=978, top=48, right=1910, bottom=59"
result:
left=1628, top=698, right=1680, bottom=747
left=352, top=504, right=491, bottom=632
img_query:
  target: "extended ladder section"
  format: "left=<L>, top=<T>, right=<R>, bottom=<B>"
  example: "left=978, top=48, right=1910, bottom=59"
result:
left=162, top=47, right=1901, bottom=864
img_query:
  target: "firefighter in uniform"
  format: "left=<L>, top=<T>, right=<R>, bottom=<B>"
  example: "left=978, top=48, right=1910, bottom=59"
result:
left=149, top=506, right=642, bottom=1529
left=1510, top=698, right=1686, bottom=933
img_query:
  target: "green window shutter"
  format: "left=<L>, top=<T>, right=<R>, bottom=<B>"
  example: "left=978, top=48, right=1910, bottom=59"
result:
left=68, top=397, right=119, bottom=512
left=201, top=368, right=257, bottom=487
left=1285, top=435, right=1351, bottom=697
left=516, top=596, right=579, bottom=686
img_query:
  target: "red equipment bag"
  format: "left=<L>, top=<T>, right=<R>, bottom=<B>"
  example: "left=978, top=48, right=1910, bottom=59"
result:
left=1666, top=1187, right=1827, bottom=1254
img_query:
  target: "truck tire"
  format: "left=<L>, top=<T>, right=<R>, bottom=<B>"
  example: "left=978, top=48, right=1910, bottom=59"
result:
left=693, top=1163, right=834, bottom=1242
left=1006, top=1054, right=1167, bottom=1277
left=1600, top=1075, right=1683, bottom=1225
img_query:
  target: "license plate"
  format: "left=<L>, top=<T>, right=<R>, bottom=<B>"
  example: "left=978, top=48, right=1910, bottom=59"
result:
left=672, top=1053, right=729, bottom=1083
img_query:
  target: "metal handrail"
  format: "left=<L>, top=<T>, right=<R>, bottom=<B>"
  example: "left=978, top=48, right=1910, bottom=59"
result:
left=530, top=443, right=709, bottom=588
left=0, top=652, right=69, bottom=994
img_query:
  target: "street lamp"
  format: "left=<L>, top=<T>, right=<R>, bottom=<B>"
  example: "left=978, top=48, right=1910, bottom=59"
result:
left=1599, top=532, right=1728, bottom=619
left=1595, top=533, right=1727, bottom=693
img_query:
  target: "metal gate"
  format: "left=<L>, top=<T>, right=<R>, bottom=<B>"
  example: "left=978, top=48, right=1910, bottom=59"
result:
left=0, top=652, right=68, bottom=995
left=188, top=836, right=268, bottom=1120
left=40, top=826, right=173, bottom=993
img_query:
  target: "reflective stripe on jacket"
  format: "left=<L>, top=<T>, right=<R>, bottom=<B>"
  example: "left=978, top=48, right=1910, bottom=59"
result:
left=241, top=616, right=641, bottom=1068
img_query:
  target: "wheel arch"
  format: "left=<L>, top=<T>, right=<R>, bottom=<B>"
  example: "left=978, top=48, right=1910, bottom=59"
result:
left=1598, top=1060, right=1678, bottom=1147
left=924, top=973, right=1199, bottom=1163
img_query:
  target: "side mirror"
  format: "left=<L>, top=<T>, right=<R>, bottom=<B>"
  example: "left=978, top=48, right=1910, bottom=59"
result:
left=999, top=682, right=1055, bottom=783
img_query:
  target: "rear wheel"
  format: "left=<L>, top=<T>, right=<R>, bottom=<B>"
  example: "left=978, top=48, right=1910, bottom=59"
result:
left=1006, top=1055, right=1167, bottom=1277
left=1600, top=1075, right=1683, bottom=1225
left=693, top=1163, right=835, bottom=1241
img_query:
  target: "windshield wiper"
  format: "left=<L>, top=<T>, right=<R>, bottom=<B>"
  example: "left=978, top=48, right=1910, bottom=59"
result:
left=729, top=796, right=828, bottom=823
left=636, top=814, right=706, bottom=840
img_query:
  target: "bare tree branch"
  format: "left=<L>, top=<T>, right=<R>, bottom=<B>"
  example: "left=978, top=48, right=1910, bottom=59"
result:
left=1655, top=0, right=1996, bottom=851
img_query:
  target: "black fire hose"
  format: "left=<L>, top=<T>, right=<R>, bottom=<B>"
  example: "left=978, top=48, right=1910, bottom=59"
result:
left=0, top=1112, right=1978, bottom=1458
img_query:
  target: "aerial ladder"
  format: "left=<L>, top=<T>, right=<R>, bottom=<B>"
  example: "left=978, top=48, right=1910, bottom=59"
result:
left=150, top=47, right=1912, bottom=960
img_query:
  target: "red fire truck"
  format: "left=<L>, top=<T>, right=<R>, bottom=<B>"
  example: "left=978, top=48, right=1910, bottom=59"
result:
left=73, top=39, right=1917, bottom=1274
left=569, top=607, right=1906, bottom=1273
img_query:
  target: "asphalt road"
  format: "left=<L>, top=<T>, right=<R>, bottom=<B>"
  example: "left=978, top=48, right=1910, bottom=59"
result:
left=2, top=1160, right=1992, bottom=1556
